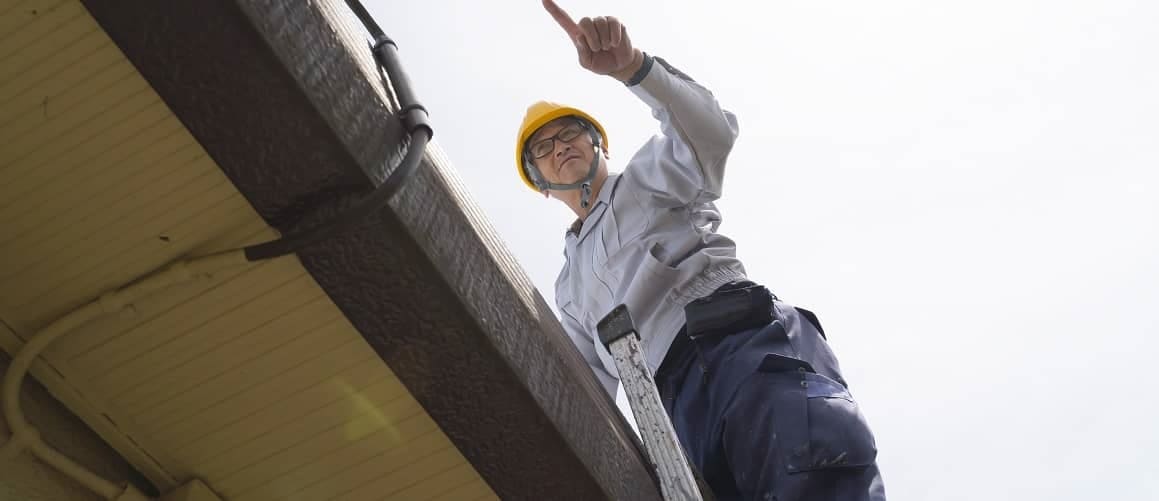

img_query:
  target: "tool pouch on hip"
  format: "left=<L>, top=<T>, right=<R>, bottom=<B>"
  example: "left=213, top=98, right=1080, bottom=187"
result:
left=684, top=283, right=775, bottom=338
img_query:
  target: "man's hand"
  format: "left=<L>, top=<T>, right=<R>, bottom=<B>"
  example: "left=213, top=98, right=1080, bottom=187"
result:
left=543, top=0, right=644, bottom=82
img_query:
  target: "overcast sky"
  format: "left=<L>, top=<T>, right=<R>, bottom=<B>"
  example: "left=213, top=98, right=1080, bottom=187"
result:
left=369, top=1, right=1158, bottom=499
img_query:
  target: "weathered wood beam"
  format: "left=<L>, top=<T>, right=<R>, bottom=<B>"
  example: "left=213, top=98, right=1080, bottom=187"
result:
left=78, top=0, right=660, bottom=499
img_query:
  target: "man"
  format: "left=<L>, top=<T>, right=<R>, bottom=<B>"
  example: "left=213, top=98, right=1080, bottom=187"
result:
left=516, top=1, right=887, bottom=499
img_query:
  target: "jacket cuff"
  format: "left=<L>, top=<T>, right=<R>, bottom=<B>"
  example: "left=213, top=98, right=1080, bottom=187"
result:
left=627, top=52, right=676, bottom=111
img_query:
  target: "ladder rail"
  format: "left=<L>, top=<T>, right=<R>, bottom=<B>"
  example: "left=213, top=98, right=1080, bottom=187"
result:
left=598, top=304, right=711, bottom=501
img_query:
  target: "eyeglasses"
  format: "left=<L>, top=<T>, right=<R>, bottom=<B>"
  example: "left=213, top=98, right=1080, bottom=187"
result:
left=528, top=122, right=586, bottom=160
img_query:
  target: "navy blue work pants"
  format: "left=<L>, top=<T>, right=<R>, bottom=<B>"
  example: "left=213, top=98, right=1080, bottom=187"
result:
left=655, top=298, right=887, bottom=501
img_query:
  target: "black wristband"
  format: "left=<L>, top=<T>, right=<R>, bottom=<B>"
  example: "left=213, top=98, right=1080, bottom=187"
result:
left=625, top=52, right=655, bottom=87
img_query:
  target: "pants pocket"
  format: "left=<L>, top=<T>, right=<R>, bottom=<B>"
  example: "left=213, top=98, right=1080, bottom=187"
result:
left=759, top=355, right=878, bottom=473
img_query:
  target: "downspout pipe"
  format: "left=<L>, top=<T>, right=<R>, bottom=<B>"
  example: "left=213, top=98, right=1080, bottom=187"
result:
left=0, top=1, right=428, bottom=498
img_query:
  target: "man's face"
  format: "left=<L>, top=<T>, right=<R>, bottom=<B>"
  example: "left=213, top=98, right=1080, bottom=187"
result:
left=527, top=117, right=597, bottom=185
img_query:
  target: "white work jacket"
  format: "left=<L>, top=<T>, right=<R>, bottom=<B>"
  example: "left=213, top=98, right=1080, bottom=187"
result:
left=554, top=54, right=747, bottom=396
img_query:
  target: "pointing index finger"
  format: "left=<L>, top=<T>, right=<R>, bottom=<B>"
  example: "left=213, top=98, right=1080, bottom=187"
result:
left=542, top=0, right=580, bottom=37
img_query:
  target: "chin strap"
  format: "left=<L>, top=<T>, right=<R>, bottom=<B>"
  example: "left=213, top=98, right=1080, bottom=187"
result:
left=538, top=150, right=599, bottom=209
left=528, top=126, right=603, bottom=209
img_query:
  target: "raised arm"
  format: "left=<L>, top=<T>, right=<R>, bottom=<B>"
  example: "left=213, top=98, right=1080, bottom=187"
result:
left=624, top=54, right=739, bottom=206
left=542, top=0, right=739, bottom=207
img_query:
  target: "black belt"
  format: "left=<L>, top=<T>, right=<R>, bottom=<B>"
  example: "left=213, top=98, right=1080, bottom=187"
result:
left=656, top=280, right=770, bottom=381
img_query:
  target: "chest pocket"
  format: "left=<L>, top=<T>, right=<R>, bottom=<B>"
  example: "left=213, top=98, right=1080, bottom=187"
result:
left=594, top=178, right=650, bottom=282
left=608, top=176, right=649, bottom=251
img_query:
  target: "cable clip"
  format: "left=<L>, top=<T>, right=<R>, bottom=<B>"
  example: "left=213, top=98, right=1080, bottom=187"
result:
left=398, top=104, right=432, bottom=139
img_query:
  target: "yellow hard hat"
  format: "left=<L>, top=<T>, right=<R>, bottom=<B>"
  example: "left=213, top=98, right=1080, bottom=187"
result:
left=515, top=100, right=609, bottom=192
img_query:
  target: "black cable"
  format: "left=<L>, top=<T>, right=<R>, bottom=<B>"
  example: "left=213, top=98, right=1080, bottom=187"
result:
left=343, top=0, right=384, bottom=38
left=243, top=0, right=432, bottom=261
left=243, top=130, right=429, bottom=261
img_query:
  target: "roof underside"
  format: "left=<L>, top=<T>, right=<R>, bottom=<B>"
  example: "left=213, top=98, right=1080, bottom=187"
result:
left=1, top=0, right=493, bottom=499
left=3, top=0, right=661, bottom=499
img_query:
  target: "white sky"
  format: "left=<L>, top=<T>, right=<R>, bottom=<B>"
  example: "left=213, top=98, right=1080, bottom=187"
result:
left=370, top=1, right=1158, bottom=499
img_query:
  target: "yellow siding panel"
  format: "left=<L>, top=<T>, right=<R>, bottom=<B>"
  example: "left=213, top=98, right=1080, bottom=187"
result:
left=8, top=183, right=247, bottom=321
left=32, top=184, right=253, bottom=319
left=58, top=249, right=280, bottom=360
left=184, top=219, right=276, bottom=260
left=0, top=129, right=196, bottom=255
left=0, top=0, right=71, bottom=41
left=132, top=333, right=373, bottom=431
left=212, top=387, right=438, bottom=494
left=35, top=224, right=276, bottom=365
left=1, top=71, right=143, bottom=154
left=0, top=109, right=184, bottom=237
left=0, top=43, right=132, bottom=135
left=0, top=99, right=178, bottom=256
left=107, top=290, right=333, bottom=413
left=0, top=105, right=177, bottom=226
left=0, top=86, right=161, bottom=208
left=0, top=0, right=89, bottom=74
left=391, top=462, right=480, bottom=500
left=249, top=428, right=451, bottom=501
left=160, top=356, right=385, bottom=448
left=436, top=479, right=499, bottom=501
left=0, top=41, right=111, bottom=121
left=0, top=35, right=117, bottom=125
left=82, top=268, right=313, bottom=384
left=117, top=306, right=346, bottom=419
left=3, top=68, right=146, bottom=162
left=323, top=445, right=465, bottom=501
left=184, top=375, right=415, bottom=479
left=4, top=172, right=235, bottom=313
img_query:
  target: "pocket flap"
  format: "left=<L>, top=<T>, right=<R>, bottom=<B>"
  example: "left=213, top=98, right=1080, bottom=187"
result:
left=757, top=352, right=815, bottom=374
